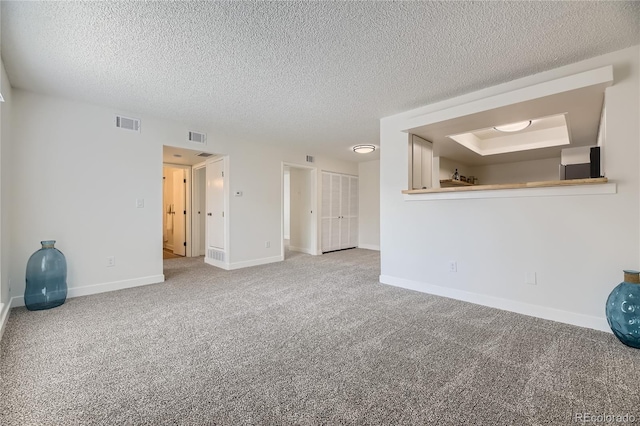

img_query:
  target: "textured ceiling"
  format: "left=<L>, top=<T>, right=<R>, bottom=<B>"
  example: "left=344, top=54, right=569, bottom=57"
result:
left=1, top=1, right=639, bottom=162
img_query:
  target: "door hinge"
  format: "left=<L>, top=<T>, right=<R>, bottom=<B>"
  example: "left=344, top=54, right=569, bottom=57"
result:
left=222, top=171, right=224, bottom=177
left=183, top=242, right=186, bottom=247
left=183, top=179, right=186, bottom=183
left=222, top=211, right=224, bottom=217
left=183, top=210, right=186, bottom=215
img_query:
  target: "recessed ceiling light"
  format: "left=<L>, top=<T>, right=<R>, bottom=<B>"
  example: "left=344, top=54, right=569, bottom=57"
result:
left=173, top=154, right=182, bottom=158
left=493, top=120, right=532, bottom=132
left=353, top=145, right=376, bottom=154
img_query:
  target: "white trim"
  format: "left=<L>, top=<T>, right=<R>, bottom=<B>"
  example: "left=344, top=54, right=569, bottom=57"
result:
left=229, top=255, right=284, bottom=270
left=9, top=275, right=165, bottom=308
left=289, top=246, right=315, bottom=255
left=403, top=182, right=616, bottom=201
left=379, top=274, right=610, bottom=333
left=0, top=302, right=10, bottom=342
left=358, top=244, right=380, bottom=251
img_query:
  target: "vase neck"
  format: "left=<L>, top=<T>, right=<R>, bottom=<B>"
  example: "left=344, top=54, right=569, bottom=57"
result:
left=623, top=270, right=640, bottom=284
left=41, top=240, right=56, bottom=249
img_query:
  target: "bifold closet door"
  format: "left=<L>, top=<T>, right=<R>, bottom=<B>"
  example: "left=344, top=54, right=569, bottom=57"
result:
left=321, top=172, right=358, bottom=253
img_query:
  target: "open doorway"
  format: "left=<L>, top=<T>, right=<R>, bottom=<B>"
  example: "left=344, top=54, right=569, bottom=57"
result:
left=282, top=163, right=317, bottom=259
left=163, top=165, right=188, bottom=258
left=162, top=146, right=216, bottom=260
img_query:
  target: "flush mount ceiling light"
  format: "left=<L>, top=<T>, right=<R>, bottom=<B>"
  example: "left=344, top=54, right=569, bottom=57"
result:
left=353, top=145, right=376, bottom=154
left=493, top=120, right=532, bottom=133
left=173, top=154, right=182, bottom=158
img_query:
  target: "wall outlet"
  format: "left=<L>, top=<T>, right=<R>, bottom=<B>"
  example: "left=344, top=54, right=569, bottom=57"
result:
left=106, top=256, right=115, bottom=267
left=525, top=272, right=537, bottom=285
left=136, top=198, right=144, bottom=208
left=449, top=261, right=457, bottom=272
left=265, top=241, right=270, bottom=248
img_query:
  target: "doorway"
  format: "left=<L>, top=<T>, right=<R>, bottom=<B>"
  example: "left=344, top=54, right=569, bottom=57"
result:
left=163, top=165, right=188, bottom=258
left=162, top=146, right=216, bottom=261
left=282, top=163, right=317, bottom=259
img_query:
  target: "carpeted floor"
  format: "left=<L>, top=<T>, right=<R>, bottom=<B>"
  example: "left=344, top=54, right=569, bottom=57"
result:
left=1, top=249, right=639, bottom=425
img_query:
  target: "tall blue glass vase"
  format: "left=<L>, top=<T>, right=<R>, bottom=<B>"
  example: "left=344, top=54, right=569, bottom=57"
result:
left=606, top=270, right=640, bottom=349
left=24, top=240, right=67, bottom=311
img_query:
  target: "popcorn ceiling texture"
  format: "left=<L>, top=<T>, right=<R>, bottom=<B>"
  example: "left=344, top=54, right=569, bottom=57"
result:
left=1, top=1, right=639, bottom=160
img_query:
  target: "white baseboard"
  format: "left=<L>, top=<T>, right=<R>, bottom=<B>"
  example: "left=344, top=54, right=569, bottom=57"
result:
left=229, top=255, right=284, bottom=270
left=358, top=244, right=380, bottom=251
left=289, top=246, right=315, bottom=255
left=0, top=301, right=10, bottom=342
left=379, top=274, right=610, bottom=333
left=205, top=257, right=230, bottom=270
left=9, top=274, right=165, bottom=308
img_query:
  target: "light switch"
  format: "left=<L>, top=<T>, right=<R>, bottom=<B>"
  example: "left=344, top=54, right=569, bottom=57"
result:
left=136, top=198, right=144, bottom=208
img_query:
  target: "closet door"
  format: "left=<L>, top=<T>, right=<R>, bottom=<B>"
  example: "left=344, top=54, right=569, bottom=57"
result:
left=329, top=174, right=342, bottom=252
left=321, top=172, right=332, bottom=252
left=321, top=172, right=359, bottom=253
left=348, top=176, right=359, bottom=248
left=339, top=175, right=350, bottom=249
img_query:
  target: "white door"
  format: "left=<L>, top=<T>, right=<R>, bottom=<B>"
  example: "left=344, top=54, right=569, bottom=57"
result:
left=172, top=169, right=186, bottom=256
left=207, top=159, right=225, bottom=250
left=348, top=176, right=359, bottom=248
left=192, top=167, right=207, bottom=256
left=321, top=172, right=359, bottom=253
left=339, top=175, right=350, bottom=249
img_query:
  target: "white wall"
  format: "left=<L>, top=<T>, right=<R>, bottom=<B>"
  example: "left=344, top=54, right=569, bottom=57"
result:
left=380, top=46, right=640, bottom=332
left=0, top=57, right=13, bottom=335
left=470, top=157, right=561, bottom=185
left=283, top=169, right=290, bottom=240
left=7, top=89, right=358, bottom=301
left=358, top=160, right=380, bottom=251
left=289, top=167, right=312, bottom=253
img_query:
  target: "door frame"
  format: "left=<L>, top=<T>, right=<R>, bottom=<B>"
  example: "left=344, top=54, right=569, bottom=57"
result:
left=281, top=162, right=318, bottom=259
left=163, top=163, right=192, bottom=257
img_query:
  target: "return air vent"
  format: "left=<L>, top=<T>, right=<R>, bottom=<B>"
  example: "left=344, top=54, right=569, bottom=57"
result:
left=115, top=115, right=140, bottom=132
left=208, top=248, right=225, bottom=262
left=188, top=131, right=206, bottom=144
left=197, top=152, right=214, bottom=158
left=306, top=155, right=314, bottom=163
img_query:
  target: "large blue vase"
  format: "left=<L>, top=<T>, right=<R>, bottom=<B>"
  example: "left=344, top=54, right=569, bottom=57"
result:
left=606, top=270, right=640, bottom=349
left=24, top=240, right=67, bottom=311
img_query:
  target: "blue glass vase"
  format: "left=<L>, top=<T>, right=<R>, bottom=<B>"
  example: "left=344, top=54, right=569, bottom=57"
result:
left=24, top=240, right=67, bottom=311
left=606, top=270, right=640, bottom=349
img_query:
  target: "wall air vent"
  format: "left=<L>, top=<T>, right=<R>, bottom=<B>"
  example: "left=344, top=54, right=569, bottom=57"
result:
left=115, top=115, right=140, bottom=132
left=197, top=152, right=214, bottom=158
left=306, top=155, right=314, bottom=163
left=188, top=131, right=206, bottom=144
left=208, top=248, right=225, bottom=261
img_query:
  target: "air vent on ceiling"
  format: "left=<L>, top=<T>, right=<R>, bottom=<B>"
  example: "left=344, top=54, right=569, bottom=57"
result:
left=197, top=152, right=214, bottom=158
left=188, top=131, right=206, bottom=144
left=306, top=155, right=314, bottom=163
left=115, top=115, right=140, bottom=132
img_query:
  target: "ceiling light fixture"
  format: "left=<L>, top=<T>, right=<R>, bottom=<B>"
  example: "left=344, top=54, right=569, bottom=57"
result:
left=353, top=145, right=376, bottom=154
left=493, top=120, right=532, bottom=133
left=173, top=154, right=182, bottom=158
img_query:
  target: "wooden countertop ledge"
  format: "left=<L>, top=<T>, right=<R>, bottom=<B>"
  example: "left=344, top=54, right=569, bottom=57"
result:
left=402, top=177, right=609, bottom=194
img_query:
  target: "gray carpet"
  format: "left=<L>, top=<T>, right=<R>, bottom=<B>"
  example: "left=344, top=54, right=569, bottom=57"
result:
left=1, top=249, right=639, bottom=425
